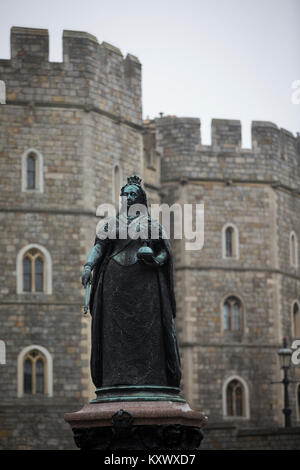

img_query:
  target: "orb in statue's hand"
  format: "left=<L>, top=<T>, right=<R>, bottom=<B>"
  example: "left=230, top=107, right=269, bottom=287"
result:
left=137, top=244, right=154, bottom=263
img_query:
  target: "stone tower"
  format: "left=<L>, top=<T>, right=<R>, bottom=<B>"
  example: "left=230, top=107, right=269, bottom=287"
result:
left=0, top=27, right=159, bottom=449
left=150, top=116, right=300, bottom=430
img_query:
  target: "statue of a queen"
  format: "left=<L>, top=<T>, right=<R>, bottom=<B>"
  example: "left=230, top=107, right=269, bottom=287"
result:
left=81, top=175, right=181, bottom=399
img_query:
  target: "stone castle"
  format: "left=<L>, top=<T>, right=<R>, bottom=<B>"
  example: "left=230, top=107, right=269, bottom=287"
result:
left=0, top=27, right=300, bottom=449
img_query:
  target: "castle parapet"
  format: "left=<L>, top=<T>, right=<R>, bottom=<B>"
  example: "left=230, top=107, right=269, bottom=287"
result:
left=279, top=128, right=299, bottom=163
left=252, top=121, right=280, bottom=156
left=211, top=119, right=241, bottom=152
left=153, top=116, right=299, bottom=187
left=11, top=27, right=49, bottom=65
left=0, top=27, right=142, bottom=126
left=62, top=29, right=100, bottom=63
left=155, top=116, right=201, bottom=181
left=156, top=116, right=201, bottom=156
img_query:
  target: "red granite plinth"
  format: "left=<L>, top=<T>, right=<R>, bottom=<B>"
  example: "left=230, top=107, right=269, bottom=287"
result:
left=64, top=400, right=207, bottom=450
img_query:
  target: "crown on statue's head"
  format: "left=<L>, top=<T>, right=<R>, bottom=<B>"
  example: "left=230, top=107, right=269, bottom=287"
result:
left=127, top=174, right=142, bottom=187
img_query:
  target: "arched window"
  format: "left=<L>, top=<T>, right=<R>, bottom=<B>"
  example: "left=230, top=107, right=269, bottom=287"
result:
left=112, top=164, right=122, bottom=207
left=226, top=226, right=234, bottom=257
left=223, top=376, right=250, bottom=419
left=27, top=153, right=37, bottom=189
left=23, top=350, right=46, bottom=394
left=226, top=380, right=244, bottom=416
left=292, top=301, right=300, bottom=338
left=290, top=232, right=298, bottom=268
left=222, top=223, right=239, bottom=259
left=22, top=249, right=45, bottom=293
left=18, top=345, right=53, bottom=397
left=17, top=244, right=52, bottom=295
left=21, top=149, right=43, bottom=193
left=223, top=296, right=242, bottom=332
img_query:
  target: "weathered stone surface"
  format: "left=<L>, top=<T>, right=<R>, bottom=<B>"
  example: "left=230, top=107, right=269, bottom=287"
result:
left=154, top=115, right=300, bottom=431
left=0, top=27, right=144, bottom=450
left=201, top=424, right=300, bottom=450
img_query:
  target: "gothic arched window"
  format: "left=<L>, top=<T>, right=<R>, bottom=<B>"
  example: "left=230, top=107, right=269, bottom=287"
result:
left=22, top=249, right=45, bottom=293
left=226, top=379, right=244, bottom=417
left=23, top=349, right=46, bottom=395
left=18, top=345, right=53, bottom=397
left=223, top=296, right=242, bottom=332
left=17, top=244, right=52, bottom=295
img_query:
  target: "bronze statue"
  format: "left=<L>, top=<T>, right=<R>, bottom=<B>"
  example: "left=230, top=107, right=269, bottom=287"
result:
left=82, top=175, right=181, bottom=394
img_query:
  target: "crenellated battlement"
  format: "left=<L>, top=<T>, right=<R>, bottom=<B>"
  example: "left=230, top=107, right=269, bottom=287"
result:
left=154, top=116, right=300, bottom=190
left=0, top=27, right=142, bottom=126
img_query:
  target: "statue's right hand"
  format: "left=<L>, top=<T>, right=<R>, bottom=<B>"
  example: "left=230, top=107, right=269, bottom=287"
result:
left=82, top=269, right=91, bottom=288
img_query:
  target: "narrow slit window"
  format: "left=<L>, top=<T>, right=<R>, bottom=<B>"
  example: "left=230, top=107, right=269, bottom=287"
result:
left=225, top=227, right=233, bottom=257
left=223, top=224, right=239, bottom=259
left=27, top=154, right=36, bottom=189
left=290, top=232, right=298, bottom=267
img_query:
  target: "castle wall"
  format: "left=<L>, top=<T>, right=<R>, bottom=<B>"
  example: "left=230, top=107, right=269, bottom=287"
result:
left=0, top=27, right=143, bottom=450
left=201, top=424, right=300, bottom=450
left=0, top=27, right=142, bottom=126
left=156, top=116, right=300, bottom=428
left=156, top=117, right=300, bottom=191
left=0, top=211, right=86, bottom=449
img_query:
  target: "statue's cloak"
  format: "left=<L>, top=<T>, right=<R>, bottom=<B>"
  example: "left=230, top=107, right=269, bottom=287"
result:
left=88, top=214, right=181, bottom=388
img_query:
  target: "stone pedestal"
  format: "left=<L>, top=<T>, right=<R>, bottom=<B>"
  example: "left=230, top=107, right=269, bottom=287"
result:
left=64, top=398, right=207, bottom=450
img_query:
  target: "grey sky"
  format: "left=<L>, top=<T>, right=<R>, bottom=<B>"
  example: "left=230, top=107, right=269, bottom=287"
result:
left=0, top=0, right=299, bottom=147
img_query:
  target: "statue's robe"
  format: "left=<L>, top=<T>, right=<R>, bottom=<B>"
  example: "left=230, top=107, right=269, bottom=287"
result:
left=88, top=214, right=181, bottom=388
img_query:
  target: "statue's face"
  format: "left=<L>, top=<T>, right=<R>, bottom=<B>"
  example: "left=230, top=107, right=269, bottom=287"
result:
left=122, top=185, right=141, bottom=207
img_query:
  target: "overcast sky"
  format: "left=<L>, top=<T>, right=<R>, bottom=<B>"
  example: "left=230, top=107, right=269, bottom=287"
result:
left=0, top=0, right=299, bottom=146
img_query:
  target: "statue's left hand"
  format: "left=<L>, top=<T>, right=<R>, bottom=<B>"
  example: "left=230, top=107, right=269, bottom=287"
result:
left=137, top=247, right=167, bottom=267
left=138, top=253, right=162, bottom=267
left=137, top=250, right=155, bottom=265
